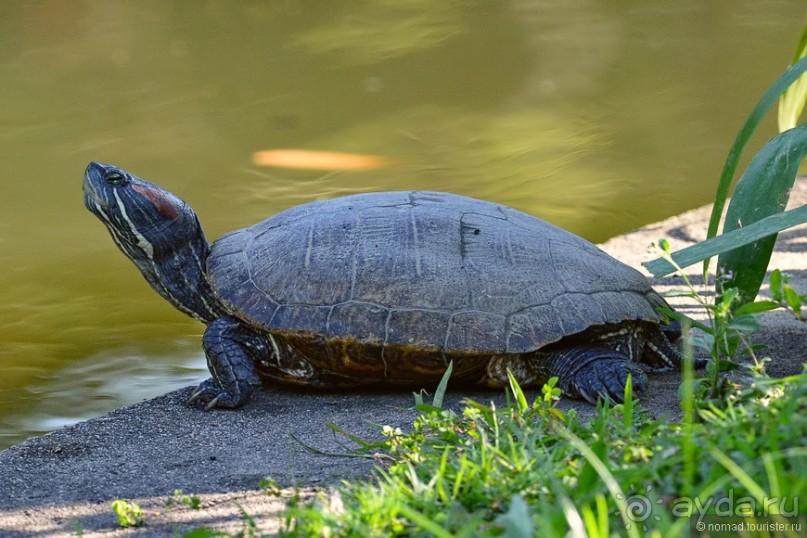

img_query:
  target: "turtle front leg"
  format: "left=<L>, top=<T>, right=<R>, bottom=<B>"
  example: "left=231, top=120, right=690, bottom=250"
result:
left=190, top=315, right=264, bottom=409
left=530, top=347, right=648, bottom=404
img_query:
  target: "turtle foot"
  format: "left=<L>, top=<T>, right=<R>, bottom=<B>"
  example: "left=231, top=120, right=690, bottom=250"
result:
left=566, top=358, right=648, bottom=404
left=188, top=378, right=250, bottom=409
left=532, top=346, right=648, bottom=404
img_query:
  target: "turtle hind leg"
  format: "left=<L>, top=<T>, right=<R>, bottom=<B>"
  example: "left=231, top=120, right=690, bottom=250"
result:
left=662, top=318, right=682, bottom=344
left=191, top=315, right=263, bottom=409
left=640, top=324, right=708, bottom=370
left=530, top=347, right=648, bottom=404
left=588, top=321, right=707, bottom=371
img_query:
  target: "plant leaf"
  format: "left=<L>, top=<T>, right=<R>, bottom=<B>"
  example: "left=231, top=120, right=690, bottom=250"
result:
left=717, top=123, right=807, bottom=303
left=643, top=202, right=807, bottom=277
left=784, top=285, right=804, bottom=315
left=733, top=300, right=780, bottom=316
left=727, top=315, right=761, bottom=333
left=770, top=268, right=784, bottom=300
left=706, top=55, right=807, bottom=262
left=779, top=23, right=807, bottom=131
left=659, top=307, right=712, bottom=332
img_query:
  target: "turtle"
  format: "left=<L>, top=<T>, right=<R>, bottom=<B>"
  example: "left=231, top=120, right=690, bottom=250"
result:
left=83, top=161, right=690, bottom=409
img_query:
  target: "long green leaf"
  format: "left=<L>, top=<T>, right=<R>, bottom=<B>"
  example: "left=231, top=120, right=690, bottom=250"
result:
left=495, top=494, right=535, bottom=538
left=396, top=503, right=455, bottom=538
left=717, top=123, right=807, bottom=302
left=506, top=369, right=529, bottom=412
left=644, top=202, right=807, bottom=277
left=709, top=448, right=768, bottom=504
left=705, top=56, right=807, bottom=270
left=778, top=23, right=807, bottom=132
left=432, top=360, right=453, bottom=410
left=554, top=426, right=641, bottom=538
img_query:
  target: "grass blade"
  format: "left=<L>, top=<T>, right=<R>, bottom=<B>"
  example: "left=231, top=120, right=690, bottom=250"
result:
left=556, top=489, right=587, bottom=538
left=432, top=360, right=453, bottom=410
left=554, top=426, right=641, bottom=538
left=622, top=374, right=633, bottom=431
left=709, top=448, right=767, bottom=503
left=321, top=423, right=388, bottom=452
left=506, top=370, right=529, bottom=412
left=397, top=503, right=454, bottom=538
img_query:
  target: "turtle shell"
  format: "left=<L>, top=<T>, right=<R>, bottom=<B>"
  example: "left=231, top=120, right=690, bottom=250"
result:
left=206, top=191, right=666, bottom=364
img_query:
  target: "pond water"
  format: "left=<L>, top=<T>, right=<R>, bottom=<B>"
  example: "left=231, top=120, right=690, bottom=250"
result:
left=1, top=1, right=804, bottom=449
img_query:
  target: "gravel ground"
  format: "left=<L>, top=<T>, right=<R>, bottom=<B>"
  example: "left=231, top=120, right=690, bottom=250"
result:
left=1, top=180, right=804, bottom=537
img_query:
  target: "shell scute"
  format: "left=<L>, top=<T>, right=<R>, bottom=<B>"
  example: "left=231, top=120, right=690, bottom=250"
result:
left=385, top=309, right=452, bottom=348
left=327, top=303, right=389, bottom=343
left=446, top=311, right=508, bottom=352
left=270, top=304, right=331, bottom=334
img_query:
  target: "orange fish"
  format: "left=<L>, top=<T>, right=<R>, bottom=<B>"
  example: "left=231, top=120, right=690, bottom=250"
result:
left=252, top=149, right=394, bottom=171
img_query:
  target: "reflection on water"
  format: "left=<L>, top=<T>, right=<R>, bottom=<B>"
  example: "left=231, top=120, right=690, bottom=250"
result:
left=1, top=345, right=207, bottom=445
left=1, top=1, right=805, bottom=448
left=292, top=0, right=469, bottom=65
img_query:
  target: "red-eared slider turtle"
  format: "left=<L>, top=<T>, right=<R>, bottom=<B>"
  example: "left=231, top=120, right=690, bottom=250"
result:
left=83, top=161, right=689, bottom=409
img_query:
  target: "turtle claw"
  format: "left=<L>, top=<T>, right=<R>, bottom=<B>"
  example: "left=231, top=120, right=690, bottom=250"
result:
left=205, top=395, right=221, bottom=411
left=188, top=388, right=205, bottom=404
left=575, top=386, right=599, bottom=405
left=187, top=378, right=225, bottom=409
left=187, top=377, right=252, bottom=409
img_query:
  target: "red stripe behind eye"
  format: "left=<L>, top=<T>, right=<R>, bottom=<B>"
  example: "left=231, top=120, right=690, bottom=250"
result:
left=131, top=184, right=182, bottom=220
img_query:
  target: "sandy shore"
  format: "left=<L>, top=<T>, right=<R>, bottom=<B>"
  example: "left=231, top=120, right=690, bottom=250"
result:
left=1, top=181, right=804, bottom=536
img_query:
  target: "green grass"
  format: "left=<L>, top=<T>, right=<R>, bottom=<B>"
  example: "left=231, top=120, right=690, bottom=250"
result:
left=272, top=369, right=806, bottom=537
left=111, top=499, right=144, bottom=528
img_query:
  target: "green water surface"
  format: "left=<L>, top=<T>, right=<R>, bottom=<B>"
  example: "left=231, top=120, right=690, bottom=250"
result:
left=0, top=1, right=804, bottom=448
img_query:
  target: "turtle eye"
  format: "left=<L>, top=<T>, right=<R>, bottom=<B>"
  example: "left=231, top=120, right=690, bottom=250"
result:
left=105, top=171, right=125, bottom=186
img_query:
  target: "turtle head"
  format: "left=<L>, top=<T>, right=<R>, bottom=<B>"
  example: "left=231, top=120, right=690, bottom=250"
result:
left=83, top=162, right=226, bottom=323
left=83, top=162, right=201, bottom=261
